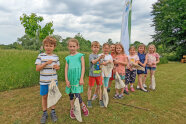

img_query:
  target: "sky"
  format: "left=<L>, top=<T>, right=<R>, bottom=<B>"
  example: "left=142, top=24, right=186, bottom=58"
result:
left=0, top=0, right=157, bottom=45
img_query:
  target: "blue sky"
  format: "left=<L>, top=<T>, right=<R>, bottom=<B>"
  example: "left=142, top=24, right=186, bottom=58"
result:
left=0, top=0, right=157, bottom=45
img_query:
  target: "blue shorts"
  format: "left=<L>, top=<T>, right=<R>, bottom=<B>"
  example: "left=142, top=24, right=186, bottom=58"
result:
left=114, top=74, right=125, bottom=80
left=137, top=67, right=147, bottom=74
left=103, top=77, right=110, bottom=87
left=40, top=82, right=58, bottom=96
left=147, top=67, right=156, bottom=71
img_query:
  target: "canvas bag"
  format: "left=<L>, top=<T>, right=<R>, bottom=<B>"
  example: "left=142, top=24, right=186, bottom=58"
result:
left=102, top=87, right=109, bottom=108
left=47, top=69, right=62, bottom=108
left=101, top=63, right=114, bottom=77
left=74, top=97, right=82, bottom=122
left=131, top=63, right=145, bottom=71
left=115, top=72, right=125, bottom=89
left=151, top=75, right=156, bottom=90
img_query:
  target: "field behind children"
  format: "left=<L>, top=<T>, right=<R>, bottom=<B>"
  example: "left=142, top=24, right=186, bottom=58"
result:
left=0, top=49, right=186, bottom=124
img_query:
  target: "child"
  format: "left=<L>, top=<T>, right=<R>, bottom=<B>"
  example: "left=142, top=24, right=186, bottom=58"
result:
left=99, top=43, right=113, bottom=90
left=137, top=44, right=148, bottom=92
left=35, top=36, right=60, bottom=123
left=124, top=46, right=139, bottom=95
left=146, top=44, right=160, bottom=90
left=65, top=38, right=89, bottom=119
left=113, top=44, right=127, bottom=99
left=107, top=44, right=116, bottom=92
left=87, top=41, right=105, bottom=108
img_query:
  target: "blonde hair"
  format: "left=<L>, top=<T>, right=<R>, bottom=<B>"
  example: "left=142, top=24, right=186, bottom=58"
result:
left=67, top=38, right=79, bottom=47
left=148, top=44, right=156, bottom=53
left=43, top=36, right=57, bottom=47
left=91, top=41, right=100, bottom=47
left=115, top=43, right=125, bottom=55
left=138, top=44, right=146, bottom=54
left=103, top=43, right=110, bottom=48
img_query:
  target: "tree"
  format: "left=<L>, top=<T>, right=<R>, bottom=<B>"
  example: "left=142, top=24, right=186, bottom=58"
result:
left=151, top=0, right=186, bottom=60
left=20, top=13, right=54, bottom=50
left=107, top=38, right=113, bottom=45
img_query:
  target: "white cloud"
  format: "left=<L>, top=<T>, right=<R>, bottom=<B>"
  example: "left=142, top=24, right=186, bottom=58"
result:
left=0, top=0, right=158, bottom=45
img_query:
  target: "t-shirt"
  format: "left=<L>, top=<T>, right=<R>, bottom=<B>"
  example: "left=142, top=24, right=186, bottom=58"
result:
left=89, top=54, right=101, bottom=77
left=127, top=54, right=139, bottom=70
left=146, top=53, right=160, bottom=67
left=98, top=54, right=113, bottom=77
left=35, top=53, right=60, bottom=85
left=113, top=54, right=127, bottom=75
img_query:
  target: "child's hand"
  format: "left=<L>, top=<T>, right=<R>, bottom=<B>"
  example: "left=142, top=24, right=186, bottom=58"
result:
left=102, top=62, right=108, bottom=66
left=66, top=81, right=70, bottom=87
left=142, top=64, right=146, bottom=67
left=79, top=78, right=84, bottom=85
left=152, top=62, right=156, bottom=65
left=46, top=60, right=53, bottom=65
left=53, top=64, right=60, bottom=70
left=114, top=60, right=119, bottom=64
left=99, top=54, right=105, bottom=59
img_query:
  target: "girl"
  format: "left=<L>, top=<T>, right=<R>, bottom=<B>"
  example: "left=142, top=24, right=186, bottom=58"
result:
left=146, top=44, right=160, bottom=90
left=107, top=44, right=116, bottom=92
left=65, top=38, right=89, bottom=119
left=137, top=44, right=148, bottom=92
left=99, top=43, right=113, bottom=90
left=113, top=44, right=127, bottom=99
left=124, top=46, right=139, bottom=95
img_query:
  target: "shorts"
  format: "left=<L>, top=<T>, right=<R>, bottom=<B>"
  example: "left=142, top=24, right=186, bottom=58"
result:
left=137, top=67, right=147, bottom=74
left=103, top=77, right=110, bottom=87
left=40, top=82, right=58, bottom=96
left=147, top=67, right=156, bottom=71
left=89, top=76, right=103, bottom=87
left=114, top=74, right=125, bottom=80
left=109, top=70, right=114, bottom=81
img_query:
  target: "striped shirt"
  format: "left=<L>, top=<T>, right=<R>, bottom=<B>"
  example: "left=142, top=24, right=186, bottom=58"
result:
left=35, top=53, right=60, bottom=85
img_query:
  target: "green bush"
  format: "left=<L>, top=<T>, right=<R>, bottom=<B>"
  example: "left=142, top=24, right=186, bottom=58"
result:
left=159, top=56, right=168, bottom=64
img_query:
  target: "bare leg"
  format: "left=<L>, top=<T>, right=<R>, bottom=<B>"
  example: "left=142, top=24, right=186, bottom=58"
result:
left=87, top=86, right=92, bottom=100
left=42, top=94, right=48, bottom=111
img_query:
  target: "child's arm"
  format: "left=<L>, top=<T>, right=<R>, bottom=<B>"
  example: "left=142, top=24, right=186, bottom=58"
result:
left=65, top=62, right=70, bottom=87
left=92, top=55, right=104, bottom=64
left=36, top=60, right=53, bottom=71
left=79, top=56, right=85, bottom=85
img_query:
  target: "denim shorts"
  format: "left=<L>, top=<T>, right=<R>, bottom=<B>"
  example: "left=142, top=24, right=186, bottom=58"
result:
left=137, top=67, right=147, bottom=74
left=147, top=67, right=156, bottom=71
left=40, top=82, right=58, bottom=96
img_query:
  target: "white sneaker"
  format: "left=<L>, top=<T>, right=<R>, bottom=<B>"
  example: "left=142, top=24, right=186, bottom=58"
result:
left=136, top=85, right=140, bottom=90
left=91, top=94, right=98, bottom=101
left=143, top=84, right=147, bottom=88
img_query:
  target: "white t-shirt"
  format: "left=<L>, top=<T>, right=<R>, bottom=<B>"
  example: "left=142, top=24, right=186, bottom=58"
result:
left=35, top=53, right=60, bottom=85
left=98, top=54, right=113, bottom=77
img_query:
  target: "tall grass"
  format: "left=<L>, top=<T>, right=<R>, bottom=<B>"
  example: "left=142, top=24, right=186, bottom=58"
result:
left=0, top=49, right=90, bottom=91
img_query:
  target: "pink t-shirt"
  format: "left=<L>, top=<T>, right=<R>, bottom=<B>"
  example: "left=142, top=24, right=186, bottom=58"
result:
left=113, top=54, right=127, bottom=75
left=147, top=53, right=160, bottom=67
left=127, top=54, right=139, bottom=70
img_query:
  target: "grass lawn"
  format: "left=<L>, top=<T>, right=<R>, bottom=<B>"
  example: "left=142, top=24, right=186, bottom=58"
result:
left=0, top=62, right=186, bottom=124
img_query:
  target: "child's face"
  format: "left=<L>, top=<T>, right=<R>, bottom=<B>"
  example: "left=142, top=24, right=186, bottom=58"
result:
left=130, top=48, right=136, bottom=55
left=68, top=42, right=79, bottom=54
left=116, top=45, right=122, bottom=54
left=149, top=46, right=155, bottom=53
left=103, top=45, right=110, bottom=54
left=44, top=42, right=55, bottom=54
left=138, top=46, right=145, bottom=54
left=91, top=45, right=100, bottom=54
left=110, top=45, right=115, bottom=53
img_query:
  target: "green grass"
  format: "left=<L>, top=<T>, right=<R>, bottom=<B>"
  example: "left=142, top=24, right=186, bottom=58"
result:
left=0, top=62, right=186, bottom=124
left=0, top=49, right=89, bottom=91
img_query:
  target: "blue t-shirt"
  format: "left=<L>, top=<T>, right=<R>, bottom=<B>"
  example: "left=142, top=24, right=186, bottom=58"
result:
left=138, top=52, right=146, bottom=65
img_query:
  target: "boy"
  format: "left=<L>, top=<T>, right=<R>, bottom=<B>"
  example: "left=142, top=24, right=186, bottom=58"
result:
left=87, top=41, right=104, bottom=108
left=35, top=36, right=60, bottom=123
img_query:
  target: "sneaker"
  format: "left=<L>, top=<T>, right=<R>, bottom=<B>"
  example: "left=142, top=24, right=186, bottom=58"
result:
left=87, top=100, right=92, bottom=108
left=92, top=94, right=98, bottom=101
left=140, top=88, right=149, bottom=92
left=81, top=104, right=89, bottom=116
left=136, top=85, right=140, bottom=90
left=107, top=88, right=110, bottom=93
left=130, top=87, right=135, bottom=92
left=50, top=111, right=57, bottom=122
left=70, top=108, right=76, bottom=119
left=118, top=94, right=124, bottom=99
left=113, top=94, right=119, bottom=99
left=143, top=84, right=147, bottom=89
left=40, top=112, right=48, bottom=124
left=99, top=100, right=104, bottom=107
left=124, top=88, right=129, bottom=95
